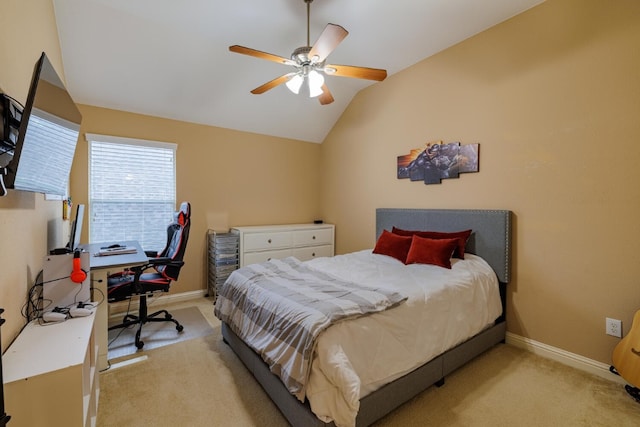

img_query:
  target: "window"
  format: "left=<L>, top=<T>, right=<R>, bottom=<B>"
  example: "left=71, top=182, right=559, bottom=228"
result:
left=87, top=134, right=176, bottom=252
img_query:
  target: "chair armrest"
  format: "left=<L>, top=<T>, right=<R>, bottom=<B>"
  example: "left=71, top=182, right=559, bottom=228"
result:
left=153, top=259, right=185, bottom=269
left=128, top=257, right=184, bottom=272
left=147, top=257, right=173, bottom=266
left=145, top=250, right=159, bottom=257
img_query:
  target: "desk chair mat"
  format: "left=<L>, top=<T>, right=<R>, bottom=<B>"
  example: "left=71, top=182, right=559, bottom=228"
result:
left=107, top=306, right=213, bottom=360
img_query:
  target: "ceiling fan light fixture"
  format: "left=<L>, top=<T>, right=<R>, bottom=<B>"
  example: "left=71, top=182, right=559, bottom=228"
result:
left=229, top=0, right=386, bottom=105
left=308, top=70, right=324, bottom=98
left=286, top=74, right=304, bottom=94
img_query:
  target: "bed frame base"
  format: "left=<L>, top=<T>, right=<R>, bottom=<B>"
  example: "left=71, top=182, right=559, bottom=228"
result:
left=222, top=319, right=506, bottom=427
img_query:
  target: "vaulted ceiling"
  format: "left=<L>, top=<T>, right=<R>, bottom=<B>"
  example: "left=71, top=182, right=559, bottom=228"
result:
left=53, top=0, right=545, bottom=143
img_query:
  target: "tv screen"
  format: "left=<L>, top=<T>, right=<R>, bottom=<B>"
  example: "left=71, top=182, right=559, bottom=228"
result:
left=2, top=52, right=82, bottom=196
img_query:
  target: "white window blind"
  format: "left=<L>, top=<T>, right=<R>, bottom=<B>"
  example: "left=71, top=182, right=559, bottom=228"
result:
left=87, top=134, right=176, bottom=252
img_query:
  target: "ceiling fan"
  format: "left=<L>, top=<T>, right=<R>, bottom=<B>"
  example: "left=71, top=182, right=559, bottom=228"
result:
left=229, top=0, right=387, bottom=105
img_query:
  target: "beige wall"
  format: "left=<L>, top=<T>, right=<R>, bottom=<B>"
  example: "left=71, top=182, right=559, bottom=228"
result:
left=320, top=0, right=640, bottom=364
left=71, top=105, right=321, bottom=301
left=0, top=0, right=69, bottom=349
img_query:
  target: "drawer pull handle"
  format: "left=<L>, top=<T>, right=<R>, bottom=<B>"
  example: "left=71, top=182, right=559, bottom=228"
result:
left=312, top=252, right=316, bottom=257
left=268, top=239, right=272, bottom=244
left=312, top=235, right=316, bottom=240
left=267, top=257, right=272, bottom=261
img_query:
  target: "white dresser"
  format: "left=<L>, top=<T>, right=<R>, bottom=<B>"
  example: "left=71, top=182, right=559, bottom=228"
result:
left=231, top=223, right=335, bottom=267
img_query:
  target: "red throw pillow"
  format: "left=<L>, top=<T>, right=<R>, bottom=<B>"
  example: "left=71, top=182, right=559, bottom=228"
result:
left=405, top=235, right=459, bottom=269
left=373, top=230, right=413, bottom=263
left=392, top=227, right=472, bottom=259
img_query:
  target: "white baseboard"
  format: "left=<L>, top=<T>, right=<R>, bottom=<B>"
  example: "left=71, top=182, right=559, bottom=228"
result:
left=108, top=289, right=208, bottom=317
left=506, top=332, right=626, bottom=386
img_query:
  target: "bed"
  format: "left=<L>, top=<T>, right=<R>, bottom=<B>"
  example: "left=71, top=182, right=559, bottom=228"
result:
left=216, top=208, right=512, bottom=427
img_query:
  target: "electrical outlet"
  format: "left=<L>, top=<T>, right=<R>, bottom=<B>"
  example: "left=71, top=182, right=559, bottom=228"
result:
left=606, top=317, right=622, bottom=338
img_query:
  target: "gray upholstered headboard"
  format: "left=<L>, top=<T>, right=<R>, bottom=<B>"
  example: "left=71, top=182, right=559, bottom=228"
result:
left=376, top=209, right=512, bottom=284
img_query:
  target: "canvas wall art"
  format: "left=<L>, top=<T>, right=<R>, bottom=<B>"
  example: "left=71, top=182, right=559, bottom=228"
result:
left=397, top=141, right=479, bottom=185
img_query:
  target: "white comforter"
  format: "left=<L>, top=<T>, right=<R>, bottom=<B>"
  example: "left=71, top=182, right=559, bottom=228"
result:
left=303, top=250, right=502, bottom=427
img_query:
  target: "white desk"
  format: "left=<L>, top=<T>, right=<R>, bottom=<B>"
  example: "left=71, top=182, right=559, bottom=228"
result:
left=3, top=313, right=98, bottom=426
left=80, top=240, right=148, bottom=370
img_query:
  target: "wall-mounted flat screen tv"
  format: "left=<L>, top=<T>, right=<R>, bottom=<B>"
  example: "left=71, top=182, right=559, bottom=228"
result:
left=2, top=52, right=82, bottom=196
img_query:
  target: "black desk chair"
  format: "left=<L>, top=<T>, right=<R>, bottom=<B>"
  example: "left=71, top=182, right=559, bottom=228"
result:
left=107, top=202, right=191, bottom=349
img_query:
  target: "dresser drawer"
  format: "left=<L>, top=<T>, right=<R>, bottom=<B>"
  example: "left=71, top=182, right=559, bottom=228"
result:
left=243, top=231, right=293, bottom=251
left=244, top=249, right=293, bottom=265
left=293, top=228, right=334, bottom=247
left=232, top=224, right=334, bottom=267
left=292, top=244, right=334, bottom=261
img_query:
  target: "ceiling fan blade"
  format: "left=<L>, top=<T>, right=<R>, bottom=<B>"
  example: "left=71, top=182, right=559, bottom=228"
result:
left=318, top=84, right=334, bottom=105
left=229, top=45, right=295, bottom=66
left=324, top=64, right=387, bottom=81
left=308, top=24, right=348, bottom=63
left=250, top=73, right=296, bottom=94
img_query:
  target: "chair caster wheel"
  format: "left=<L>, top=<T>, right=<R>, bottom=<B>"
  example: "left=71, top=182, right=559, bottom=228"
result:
left=176, top=324, right=184, bottom=332
left=135, top=330, right=144, bottom=349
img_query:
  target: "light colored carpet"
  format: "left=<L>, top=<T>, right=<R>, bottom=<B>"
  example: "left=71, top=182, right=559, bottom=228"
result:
left=107, top=306, right=213, bottom=360
left=98, top=298, right=640, bottom=426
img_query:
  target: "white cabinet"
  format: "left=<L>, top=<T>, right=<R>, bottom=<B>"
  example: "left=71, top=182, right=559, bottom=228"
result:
left=2, top=313, right=99, bottom=427
left=231, top=223, right=335, bottom=267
